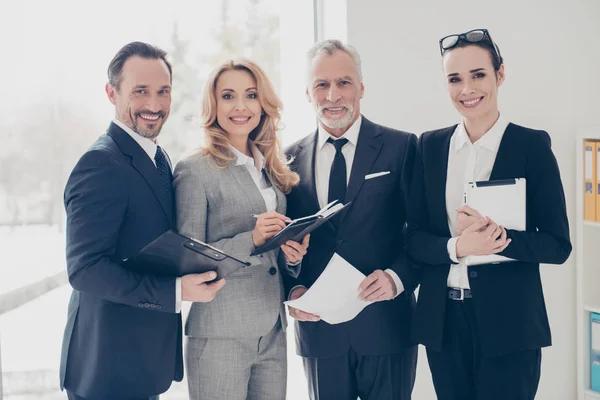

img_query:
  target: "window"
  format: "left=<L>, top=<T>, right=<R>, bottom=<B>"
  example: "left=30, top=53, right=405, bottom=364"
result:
left=0, top=1, right=315, bottom=398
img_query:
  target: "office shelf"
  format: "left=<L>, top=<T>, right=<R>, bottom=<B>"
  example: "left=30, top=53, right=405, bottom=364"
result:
left=577, top=133, right=600, bottom=400
left=585, top=389, right=600, bottom=399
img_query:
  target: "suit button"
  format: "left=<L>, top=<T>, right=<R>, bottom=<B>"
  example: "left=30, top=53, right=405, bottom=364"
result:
left=138, top=302, right=144, bottom=308
left=144, top=302, right=151, bottom=308
left=469, top=271, right=478, bottom=278
left=337, top=240, right=344, bottom=246
left=157, top=305, right=162, bottom=309
left=269, top=267, right=277, bottom=275
left=150, top=304, right=157, bottom=309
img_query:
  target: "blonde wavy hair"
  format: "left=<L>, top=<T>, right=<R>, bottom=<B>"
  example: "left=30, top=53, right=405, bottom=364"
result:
left=201, top=59, right=299, bottom=194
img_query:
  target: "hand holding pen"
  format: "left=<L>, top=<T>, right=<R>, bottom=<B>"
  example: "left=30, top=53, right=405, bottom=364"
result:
left=251, top=211, right=292, bottom=247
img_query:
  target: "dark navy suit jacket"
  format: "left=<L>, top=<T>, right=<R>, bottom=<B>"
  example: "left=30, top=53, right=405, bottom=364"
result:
left=284, top=117, right=419, bottom=358
left=60, top=122, right=183, bottom=398
left=406, top=123, right=572, bottom=358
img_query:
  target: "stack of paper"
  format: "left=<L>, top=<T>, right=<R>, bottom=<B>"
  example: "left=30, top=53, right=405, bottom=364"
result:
left=284, top=253, right=373, bottom=324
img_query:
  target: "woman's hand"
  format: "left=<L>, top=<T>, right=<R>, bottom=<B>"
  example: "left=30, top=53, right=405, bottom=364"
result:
left=456, top=217, right=511, bottom=258
left=456, top=205, right=482, bottom=235
left=281, top=234, right=310, bottom=264
left=252, top=211, right=290, bottom=247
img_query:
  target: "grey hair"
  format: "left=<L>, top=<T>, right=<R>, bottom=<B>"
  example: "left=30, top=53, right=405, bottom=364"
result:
left=306, top=39, right=363, bottom=82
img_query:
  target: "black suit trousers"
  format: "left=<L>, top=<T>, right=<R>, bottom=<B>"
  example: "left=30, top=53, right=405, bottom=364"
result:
left=426, top=298, right=542, bottom=400
left=302, top=345, right=417, bottom=400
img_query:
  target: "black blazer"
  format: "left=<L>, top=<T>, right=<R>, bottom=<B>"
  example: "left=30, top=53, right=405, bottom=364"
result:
left=284, top=116, right=419, bottom=357
left=406, top=122, right=571, bottom=358
left=60, top=122, right=183, bottom=398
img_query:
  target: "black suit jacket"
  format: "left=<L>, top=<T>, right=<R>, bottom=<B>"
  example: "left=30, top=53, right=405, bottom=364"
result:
left=406, top=122, right=571, bottom=358
left=284, top=116, right=419, bottom=358
left=60, top=122, right=183, bottom=398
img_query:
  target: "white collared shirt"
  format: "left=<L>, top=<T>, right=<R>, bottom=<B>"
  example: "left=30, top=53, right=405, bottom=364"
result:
left=446, top=115, right=509, bottom=289
left=313, top=116, right=403, bottom=297
left=315, top=116, right=362, bottom=209
left=112, top=118, right=182, bottom=312
left=113, top=118, right=158, bottom=165
left=230, top=142, right=277, bottom=212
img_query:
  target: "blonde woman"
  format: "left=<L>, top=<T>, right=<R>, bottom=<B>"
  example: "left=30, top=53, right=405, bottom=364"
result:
left=173, top=59, right=309, bottom=400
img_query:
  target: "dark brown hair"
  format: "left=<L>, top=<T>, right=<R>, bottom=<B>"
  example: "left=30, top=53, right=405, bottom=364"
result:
left=107, top=41, right=172, bottom=91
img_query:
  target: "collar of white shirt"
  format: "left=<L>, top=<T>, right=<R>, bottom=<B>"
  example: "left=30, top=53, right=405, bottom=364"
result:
left=454, top=114, right=509, bottom=153
left=112, top=118, right=158, bottom=163
left=317, top=115, right=362, bottom=150
left=230, top=141, right=265, bottom=173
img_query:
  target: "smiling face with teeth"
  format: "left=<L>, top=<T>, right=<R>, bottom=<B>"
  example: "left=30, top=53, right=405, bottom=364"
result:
left=443, top=45, right=504, bottom=126
left=106, top=56, right=171, bottom=140
left=215, top=69, right=263, bottom=151
left=307, top=50, right=364, bottom=138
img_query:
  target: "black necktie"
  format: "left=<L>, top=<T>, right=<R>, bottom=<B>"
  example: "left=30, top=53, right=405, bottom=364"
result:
left=155, top=146, right=173, bottom=199
left=327, top=137, right=349, bottom=204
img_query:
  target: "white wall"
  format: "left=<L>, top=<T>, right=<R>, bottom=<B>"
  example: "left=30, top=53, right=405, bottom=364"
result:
left=345, top=0, right=600, bottom=399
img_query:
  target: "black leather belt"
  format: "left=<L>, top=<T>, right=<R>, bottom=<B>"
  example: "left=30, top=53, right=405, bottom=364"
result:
left=448, top=288, right=472, bottom=301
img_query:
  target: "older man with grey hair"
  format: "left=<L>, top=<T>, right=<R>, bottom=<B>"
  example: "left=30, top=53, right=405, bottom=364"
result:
left=283, top=39, right=419, bottom=399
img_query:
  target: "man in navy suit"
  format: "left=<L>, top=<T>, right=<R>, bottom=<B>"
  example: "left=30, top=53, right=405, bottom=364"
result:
left=284, top=39, right=419, bottom=400
left=60, top=42, right=225, bottom=400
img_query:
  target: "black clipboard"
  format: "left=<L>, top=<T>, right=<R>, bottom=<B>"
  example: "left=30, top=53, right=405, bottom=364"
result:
left=123, top=230, right=250, bottom=279
left=251, top=201, right=351, bottom=256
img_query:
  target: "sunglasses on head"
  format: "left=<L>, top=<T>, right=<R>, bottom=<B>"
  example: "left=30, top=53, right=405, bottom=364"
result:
left=439, top=29, right=501, bottom=63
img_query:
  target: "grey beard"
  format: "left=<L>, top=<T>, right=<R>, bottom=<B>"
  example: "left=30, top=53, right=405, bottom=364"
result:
left=318, top=106, right=354, bottom=130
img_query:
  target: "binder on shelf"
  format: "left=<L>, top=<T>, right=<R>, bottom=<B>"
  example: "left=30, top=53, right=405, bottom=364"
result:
left=584, top=140, right=597, bottom=222
left=592, top=312, right=600, bottom=392
left=597, top=144, right=600, bottom=223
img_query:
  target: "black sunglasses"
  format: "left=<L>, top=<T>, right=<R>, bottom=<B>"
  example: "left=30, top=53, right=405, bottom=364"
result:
left=439, top=29, right=501, bottom=63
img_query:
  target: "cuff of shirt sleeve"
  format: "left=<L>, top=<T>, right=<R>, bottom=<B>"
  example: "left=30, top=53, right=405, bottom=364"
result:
left=288, top=285, right=306, bottom=301
left=175, top=277, right=182, bottom=314
left=447, top=237, right=459, bottom=264
left=287, top=259, right=301, bottom=266
left=384, top=269, right=404, bottom=298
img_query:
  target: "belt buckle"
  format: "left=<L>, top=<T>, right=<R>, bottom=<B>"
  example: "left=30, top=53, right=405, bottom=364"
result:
left=457, top=288, right=465, bottom=301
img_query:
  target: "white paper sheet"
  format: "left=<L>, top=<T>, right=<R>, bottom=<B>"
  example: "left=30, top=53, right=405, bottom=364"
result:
left=284, top=253, right=373, bottom=324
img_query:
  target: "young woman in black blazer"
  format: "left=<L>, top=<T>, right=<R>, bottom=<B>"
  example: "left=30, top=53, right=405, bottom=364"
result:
left=406, top=29, right=571, bottom=400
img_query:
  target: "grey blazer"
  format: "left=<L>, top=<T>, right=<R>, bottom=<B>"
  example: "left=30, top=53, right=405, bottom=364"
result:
left=173, top=151, right=298, bottom=338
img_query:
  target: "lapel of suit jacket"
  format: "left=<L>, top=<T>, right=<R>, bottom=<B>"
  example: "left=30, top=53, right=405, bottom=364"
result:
left=273, top=182, right=286, bottom=215
left=228, top=163, right=269, bottom=214
left=293, top=131, right=321, bottom=215
left=106, top=122, right=174, bottom=227
left=262, top=168, right=286, bottom=215
left=344, top=117, right=383, bottom=205
left=432, top=126, right=456, bottom=237
left=489, top=123, right=516, bottom=180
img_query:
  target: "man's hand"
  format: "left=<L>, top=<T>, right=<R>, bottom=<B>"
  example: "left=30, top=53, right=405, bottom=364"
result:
left=181, top=271, right=226, bottom=302
left=456, top=205, right=482, bottom=235
left=281, top=234, right=310, bottom=264
left=358, top=269, right=397, bottom=302
left=287, top=286, right=320, bottom=322
left=252, top=211, right=290, bottom=247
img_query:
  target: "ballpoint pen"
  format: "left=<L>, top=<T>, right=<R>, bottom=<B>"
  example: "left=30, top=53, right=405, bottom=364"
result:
left=252, top=214, right=292, bottom=223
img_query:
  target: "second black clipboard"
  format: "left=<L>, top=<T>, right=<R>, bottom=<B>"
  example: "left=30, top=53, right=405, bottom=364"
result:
left=251, top=200, right=351, bottom=256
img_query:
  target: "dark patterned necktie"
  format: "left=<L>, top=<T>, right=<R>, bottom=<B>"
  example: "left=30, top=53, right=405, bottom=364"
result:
left=155, top=146, right=173, bottom=199
left=327, top=137, right=349, bottom=204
